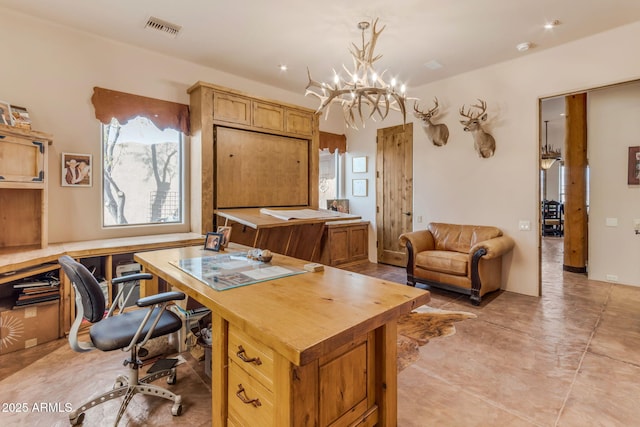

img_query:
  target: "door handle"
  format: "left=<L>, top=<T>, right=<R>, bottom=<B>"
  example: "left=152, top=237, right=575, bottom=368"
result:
left=403, top=212, right=412, bottom=216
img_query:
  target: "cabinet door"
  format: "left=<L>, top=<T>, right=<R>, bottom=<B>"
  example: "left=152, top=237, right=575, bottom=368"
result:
left=0, top=135, right=45, bottom=182
left=252, top=101, right=284, bottom=132
left=285, top=109, right=313, bottom=137
left=328, top=228, right=350, bottom=265
left=348, top=225, right=369, bottom=261
left=213, top=93, right=251, bottom=125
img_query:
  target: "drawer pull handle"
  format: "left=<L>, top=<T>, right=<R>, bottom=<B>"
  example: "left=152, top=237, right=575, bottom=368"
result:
left=236, top=345, right=262, bottom=365
left=236, top=384, right=261, bottom=407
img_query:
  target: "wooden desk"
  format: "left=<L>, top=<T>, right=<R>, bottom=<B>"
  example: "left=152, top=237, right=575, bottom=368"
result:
left=215, top=208, right=361, bottom=261
left=134, top=244, right=430, bottom=427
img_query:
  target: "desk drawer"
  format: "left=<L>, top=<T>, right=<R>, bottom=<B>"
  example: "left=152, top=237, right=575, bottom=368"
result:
left=228, top=325, right=274, bottom=390
left=228, top=360, right=274, bottom=427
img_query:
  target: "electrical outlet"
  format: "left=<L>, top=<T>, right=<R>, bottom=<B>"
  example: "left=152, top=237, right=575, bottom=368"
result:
left=519, top=220, right=531, bottom=231
left=606, top=274, right=618, bottom=282
left=417, top=216, right=423, bottom=223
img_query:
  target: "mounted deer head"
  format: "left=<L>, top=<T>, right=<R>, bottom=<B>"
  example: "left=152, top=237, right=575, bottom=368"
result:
left=413, top=98, right=449, bottom=147
left=459, top=99, right=496, bottom=158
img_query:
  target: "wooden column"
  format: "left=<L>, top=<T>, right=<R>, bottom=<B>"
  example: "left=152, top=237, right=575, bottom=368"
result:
left=563, top=93, right=588, bottom=273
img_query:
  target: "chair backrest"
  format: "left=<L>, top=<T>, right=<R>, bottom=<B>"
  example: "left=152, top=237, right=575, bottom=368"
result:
left=543, top=200, right=562, bottom=219
left=58, top=255, right=106, bottom=323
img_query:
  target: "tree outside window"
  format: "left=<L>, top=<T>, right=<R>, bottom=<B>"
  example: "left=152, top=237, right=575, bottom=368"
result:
left=102, top=116, right=183, bottom=226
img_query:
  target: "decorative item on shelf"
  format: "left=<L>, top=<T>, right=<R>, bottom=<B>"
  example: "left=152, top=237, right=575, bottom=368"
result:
left=459, top=99, right=496, bottom=158
left=0, top=100, right=12, bottom=126
left=61, top=152, right=92, bottom=187
left=10, top=105, right=31, bottom=130
left=413, top=98, right=449, bottom=147
left=204, top=232, right=223, bottom=251
left=352, top=156, right=367, bottom=173
left=541, top=120, right=562, bottom=170
left=352, top=179, right=368, bottom=197
left=305, top=18, right=414, bottom=129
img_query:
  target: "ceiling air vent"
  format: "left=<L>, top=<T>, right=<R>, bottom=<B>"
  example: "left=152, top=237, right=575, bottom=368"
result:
left=144, top=16, right=182, bottom=38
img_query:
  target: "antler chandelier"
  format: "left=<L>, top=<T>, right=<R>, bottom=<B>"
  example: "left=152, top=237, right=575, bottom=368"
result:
left=306, top=18, right=410, bottom=129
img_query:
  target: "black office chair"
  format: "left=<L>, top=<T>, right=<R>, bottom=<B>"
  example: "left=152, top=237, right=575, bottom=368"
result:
left=58, top=255, right=186, bottom=426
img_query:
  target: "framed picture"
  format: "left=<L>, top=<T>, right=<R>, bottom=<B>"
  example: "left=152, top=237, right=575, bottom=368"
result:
left=327, top=198, right=349, bottom=213
left=216, top=226, right=232, bottom=248
left=628, top=146, right=640, bottom=185
left=62, top=153, right=92, bottom=187
left=352, top=156, right=367, bottom=173
left=204, top=232, right=223, bottom=251
left=353, top=179, right=368, bottom=197
left=0, top=100, right=12, bottom=126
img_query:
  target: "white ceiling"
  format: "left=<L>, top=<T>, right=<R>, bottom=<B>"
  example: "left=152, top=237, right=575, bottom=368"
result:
left=2, top=0, right=640, bottom=95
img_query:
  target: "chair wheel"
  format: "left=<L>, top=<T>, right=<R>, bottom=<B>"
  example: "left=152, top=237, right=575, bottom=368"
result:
left=113, top=381, right=124, bottom=389
left=171, top=403, right=183, bottom=416
left=69, top=412, right=85, bottom=425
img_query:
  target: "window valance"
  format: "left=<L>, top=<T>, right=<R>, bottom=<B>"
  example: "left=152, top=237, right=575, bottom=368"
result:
left=91, top=87, right=190, bottom=135
left=319, top=131, right=346, bottom=153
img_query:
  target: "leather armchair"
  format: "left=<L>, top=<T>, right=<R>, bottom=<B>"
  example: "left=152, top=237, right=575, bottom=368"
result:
left=399, top=223, right=515, bottom=305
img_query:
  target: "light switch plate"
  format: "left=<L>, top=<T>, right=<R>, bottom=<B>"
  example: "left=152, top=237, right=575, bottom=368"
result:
left=519, top=220, right=531, bottom=231
left=606, top=217, right=618, bottom=227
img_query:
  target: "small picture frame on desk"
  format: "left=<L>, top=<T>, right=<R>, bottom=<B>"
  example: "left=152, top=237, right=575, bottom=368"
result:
left=216, top=226, right=232, bottom=248
left=204, top=232, right=223, bottom=251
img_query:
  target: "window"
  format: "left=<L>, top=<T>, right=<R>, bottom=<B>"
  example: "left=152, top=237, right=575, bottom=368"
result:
left=102, top=116, right=183, bottom=226
left=318, top=148, right=344, bottom=209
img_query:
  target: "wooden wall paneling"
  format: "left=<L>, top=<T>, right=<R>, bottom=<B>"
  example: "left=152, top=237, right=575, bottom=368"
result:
left=216, top=127, right=308, bottom=208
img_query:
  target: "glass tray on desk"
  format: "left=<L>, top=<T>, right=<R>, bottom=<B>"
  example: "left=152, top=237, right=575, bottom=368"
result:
left=169, top=251, right=305, bottom=291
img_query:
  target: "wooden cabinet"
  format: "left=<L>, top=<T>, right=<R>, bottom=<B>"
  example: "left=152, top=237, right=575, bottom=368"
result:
left=285, top=109, right=313, bottom=137
left=213, top=93, right=251, bottom=125
left=0, top=124, right=52, bottom=250
left=188, top=81, right=319, bottom=236
left=252, top=101, right=284, bottom=132
left=317, top=221, right=369, bottom=266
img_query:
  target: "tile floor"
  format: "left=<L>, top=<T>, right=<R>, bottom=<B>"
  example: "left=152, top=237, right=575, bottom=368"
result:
left=1, top=237, right=639, bottom=426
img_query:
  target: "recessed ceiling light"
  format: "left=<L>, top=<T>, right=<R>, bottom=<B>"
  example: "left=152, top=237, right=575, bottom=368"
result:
left=516, top=42, right=532, bottom=52
left=544, top=19, right=560, bottom=30
left=279, top=64, right=288, bottom=71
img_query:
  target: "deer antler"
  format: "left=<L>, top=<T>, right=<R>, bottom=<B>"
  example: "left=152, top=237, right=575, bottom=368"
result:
left=414, top=98, right=439, bottom=120
left=460, top=98, right=487, bottom=119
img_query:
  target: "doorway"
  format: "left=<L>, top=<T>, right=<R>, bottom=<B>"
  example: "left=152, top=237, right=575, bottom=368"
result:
left=375, top=123, right=413, bottom=266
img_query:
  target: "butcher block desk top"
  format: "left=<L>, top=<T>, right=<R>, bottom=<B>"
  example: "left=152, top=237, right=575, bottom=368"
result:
left=134, top=244, right=429, bottom=366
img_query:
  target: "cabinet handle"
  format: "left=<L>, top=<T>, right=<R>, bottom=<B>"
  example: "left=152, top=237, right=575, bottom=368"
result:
left=236, top=345, right=262, bottom=365
left=236, top=384, right=261, bottom=407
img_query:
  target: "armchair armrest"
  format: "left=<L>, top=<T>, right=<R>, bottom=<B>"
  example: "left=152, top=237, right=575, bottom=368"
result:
left=137, top=291, right=186, bottom=308
left=469, top=235, right=515, bottom=260
left=399, top=230, right=435, bottom=253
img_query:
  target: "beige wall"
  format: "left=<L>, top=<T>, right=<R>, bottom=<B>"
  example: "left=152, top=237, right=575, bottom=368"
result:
left=0, top=8, right=342, bottom=243
left=588, top=81, right=640, bottom=286
left=345, top=21, right=640, bottom=296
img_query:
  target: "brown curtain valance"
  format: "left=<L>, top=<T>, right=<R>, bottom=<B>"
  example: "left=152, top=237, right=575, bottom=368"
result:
left=319, top=131, right=346, bottom=153
left=91, top=87, right=190, bottom=135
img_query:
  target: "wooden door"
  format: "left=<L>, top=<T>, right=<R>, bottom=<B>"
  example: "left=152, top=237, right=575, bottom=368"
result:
left=376, top=123, right=413, bottom=266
